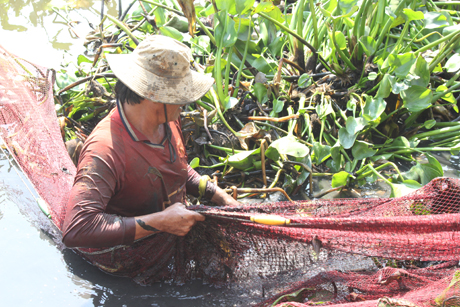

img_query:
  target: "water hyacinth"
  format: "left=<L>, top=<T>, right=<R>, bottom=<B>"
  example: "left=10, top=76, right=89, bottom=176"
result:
left=54, top=0, right=460, bottom=200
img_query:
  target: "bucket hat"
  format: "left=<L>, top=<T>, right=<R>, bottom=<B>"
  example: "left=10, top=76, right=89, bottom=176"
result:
left=106, top=35, right=214, bottom=105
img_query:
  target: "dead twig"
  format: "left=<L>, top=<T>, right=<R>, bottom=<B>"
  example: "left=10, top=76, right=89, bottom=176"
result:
left=58, top=73, right=116, bottom=95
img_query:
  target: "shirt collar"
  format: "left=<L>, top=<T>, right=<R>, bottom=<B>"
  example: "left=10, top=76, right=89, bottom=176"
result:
left=116, top=99, right=167, bottom=147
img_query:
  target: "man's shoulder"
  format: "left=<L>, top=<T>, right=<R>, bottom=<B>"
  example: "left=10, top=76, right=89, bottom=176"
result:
left=83, top=110, right=126, bottom=151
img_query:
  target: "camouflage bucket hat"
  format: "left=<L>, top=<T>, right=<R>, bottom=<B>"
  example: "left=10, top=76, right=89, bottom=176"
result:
left=106, top=35, right=214, bottom=105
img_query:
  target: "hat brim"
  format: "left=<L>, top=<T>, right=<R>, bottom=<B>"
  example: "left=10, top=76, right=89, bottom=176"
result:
left=106, top=53, right=215, bottom=105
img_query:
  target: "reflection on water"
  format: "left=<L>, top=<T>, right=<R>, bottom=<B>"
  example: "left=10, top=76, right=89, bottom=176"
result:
left=0, top=0, right=118, bottom=68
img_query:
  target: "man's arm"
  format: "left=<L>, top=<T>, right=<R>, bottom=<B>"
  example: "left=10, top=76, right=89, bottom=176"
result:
left=186, top=165, right=240, bottom=207
left=210, top=187, right=240, bottom=207
left=134, top=203, right=205, bottom=239
left=62, top=143, right=203, bottom=248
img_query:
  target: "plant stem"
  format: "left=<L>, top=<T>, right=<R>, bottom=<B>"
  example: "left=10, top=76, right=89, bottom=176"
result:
left=196, top=18, right=216, bottom=46
left=308, top=0, right=319, bottom=49
left=233, top=17, right=251, bottom=98
left=258, top=12, right=333, bottom=73
left=209, top=87, right=239, bottom=136
left=416, top=28, right=460, bottom=56
left=356, top=162, right=404, bottom=181
left=106, top=14, right=139, bottom=45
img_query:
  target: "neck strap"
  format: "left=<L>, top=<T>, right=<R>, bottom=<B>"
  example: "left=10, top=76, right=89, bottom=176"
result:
left=164, top=104, right=177, bottom=163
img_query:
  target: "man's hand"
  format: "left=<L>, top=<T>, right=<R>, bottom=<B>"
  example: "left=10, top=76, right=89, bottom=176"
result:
left=211, top=187, right=241, bottom=207
left=134, top=203, right=205, bottom=239
left=157, top=203, right=205, bottom=236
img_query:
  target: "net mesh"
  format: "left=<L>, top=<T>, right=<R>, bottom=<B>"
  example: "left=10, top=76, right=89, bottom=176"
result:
left=0, top=45, right=75, bottom=230
left=1, top=45, right=460, bottom=306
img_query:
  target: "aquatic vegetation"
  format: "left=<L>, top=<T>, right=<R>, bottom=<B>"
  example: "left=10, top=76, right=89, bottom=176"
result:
left=54, top=0, right=460, bottom=200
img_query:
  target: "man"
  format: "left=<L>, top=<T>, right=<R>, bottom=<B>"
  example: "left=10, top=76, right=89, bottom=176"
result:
left=62, top=35, right=239, bottom=254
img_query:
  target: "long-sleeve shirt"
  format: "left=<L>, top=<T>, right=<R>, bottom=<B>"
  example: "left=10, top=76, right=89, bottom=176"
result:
left=62, top=100, right=214, bottom=248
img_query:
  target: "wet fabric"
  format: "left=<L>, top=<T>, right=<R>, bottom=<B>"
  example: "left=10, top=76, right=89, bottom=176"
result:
left=62, top=100, right=192, bottom=248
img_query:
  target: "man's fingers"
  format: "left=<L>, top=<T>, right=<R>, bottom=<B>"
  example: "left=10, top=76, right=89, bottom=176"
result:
left=193, top=212, right=206, bottom=222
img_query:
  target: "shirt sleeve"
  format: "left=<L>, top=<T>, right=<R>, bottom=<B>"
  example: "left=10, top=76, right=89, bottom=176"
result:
left=61, top=133, right=136, bottom=248
left=186, top=165, right=216, bottom=199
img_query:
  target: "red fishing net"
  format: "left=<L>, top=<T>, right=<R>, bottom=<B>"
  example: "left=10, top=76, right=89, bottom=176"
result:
left=1, top=45, right=460, bottom=306
left=0, top=45, right=75, bottom=230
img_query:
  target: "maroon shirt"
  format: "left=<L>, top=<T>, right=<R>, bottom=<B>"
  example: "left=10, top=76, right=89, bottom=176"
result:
left=62, top=101, right=212, bottom=248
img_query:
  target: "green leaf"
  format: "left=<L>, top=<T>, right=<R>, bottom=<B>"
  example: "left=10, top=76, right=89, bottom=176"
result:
left=352, top=141, right=376, bottom=160
left=236, top=0, right=255, bottom=15
left=322, top=0, right=338, bottom=15
left=200, top=4, right=215, bottom=17
left=359, top=36, right=377, bottom=57
left=253, top=1, right=274, bottom=14
left=215, top=0, right=237, bottom=14
left=77, top=54, right=92, bottom=65
left=445, top=54, right=460, bottom=73
left=153, top=7, right=167, bottom=26
left=55, top=71, right=81, bottom=91
left=272, top=98, right=284, bottom=113
left=326, top=159, right=341, bottom=173
left=368, top=72, right=378, bottom=81
left=332, top=171, right=350, bottom=187
left=283, top=173, right=296, bottom=194
left=159, top=26, right=183, bottom=41
left=393, top=136, right=412, bottom=148
left=386, top=52, right=417, bottom=78
left=390, top=180, right=421, bottom=198
left=424, top=11, right=452, bottom=29
left=409, top=153, right=443, bottom=185
left=338, top=0, right=359, bottom=15
left=266, top=135, right=310, bottom=160
left=389, top=76, right=410, bottom=95
left=390, top=16, right=405, bottom=29
left=190, top=35, right=211, bottom=56
left=251, top=56, right=277, bottom=74
left=401, top=85, right=433, bottom=112
left=345, top=116, right=367, bottom=135
left=436, top=85, right=457, bottom=104
left=316, top=99, right=334, bottom=119
left=409, top=56, right=430, bottom=87
left=347, top=97, right=358, bottom=112
left=312, top=142, right=331, bottom=164
left=268, top=36, right=286, bottom=57
left=190, top=157, right=200, bottom=169
left=224, top=97, right=239, bottom=111
left=227, top=148, right=259, bottom=170
left=423, top=119, right=436, bottom=129
left=295, top=156, right=312, bottom=186
left=338, top=127, right=358, bottom=149
left=334, top=31, right=347, bottom=50
left=362, top=95, right=386, bottom=122
left=376, top=74, right=392, bottom=99
left=403, top=8, right=424, bottom=21
left=221, top=16, right=238, bottom=47
left=253, top=83, right=267, bottom=104
left=331, top=141, right=342, bottom=163
left=298, top=74, right=312, bottom=88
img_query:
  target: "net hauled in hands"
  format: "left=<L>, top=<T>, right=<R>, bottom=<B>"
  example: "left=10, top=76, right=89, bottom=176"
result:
left=1, top=45, right=460, bottom=306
